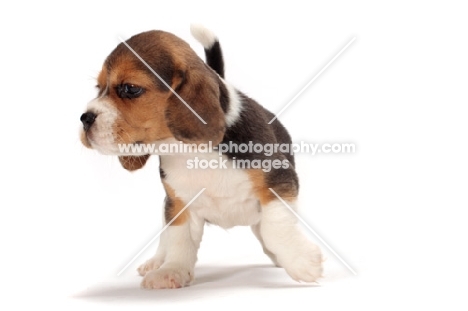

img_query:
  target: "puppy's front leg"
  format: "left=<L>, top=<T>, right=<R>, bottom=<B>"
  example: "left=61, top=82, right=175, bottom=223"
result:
left=138, top=214, right=205, bottom=279
left=141, top=185, right=203, bottom=289
left=137, top=221, right=168, bottom=276
left=260, top=199, right=323, bottom=282
left=140, top=219, right=198, bottom=289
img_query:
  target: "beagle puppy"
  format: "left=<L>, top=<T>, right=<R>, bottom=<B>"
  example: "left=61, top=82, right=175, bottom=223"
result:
left=80, top=25, right=323, bottom=289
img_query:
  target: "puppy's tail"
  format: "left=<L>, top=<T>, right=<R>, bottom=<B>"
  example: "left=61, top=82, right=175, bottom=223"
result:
left=190, top=24, right=225, bottom=78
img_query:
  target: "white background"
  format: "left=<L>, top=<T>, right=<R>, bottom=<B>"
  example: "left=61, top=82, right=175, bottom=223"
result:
left=1, top=0, right=467, bottom=309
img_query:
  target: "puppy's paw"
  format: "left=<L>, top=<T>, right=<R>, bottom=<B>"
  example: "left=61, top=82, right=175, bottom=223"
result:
left=141, top=267, right=193, bottom=289
left=279, top=243, right=323, bottom=282
left=137, top=257, right=164, bottom=276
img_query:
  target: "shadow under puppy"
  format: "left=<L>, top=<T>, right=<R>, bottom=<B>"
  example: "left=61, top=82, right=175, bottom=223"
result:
left=80, top=25, right=323, bottom=289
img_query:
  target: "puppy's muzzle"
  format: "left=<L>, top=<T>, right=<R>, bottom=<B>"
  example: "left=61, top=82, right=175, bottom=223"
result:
left=80, top=112, right=97, bottom=131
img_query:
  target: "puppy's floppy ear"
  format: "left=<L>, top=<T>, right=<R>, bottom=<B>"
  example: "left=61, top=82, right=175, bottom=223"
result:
left=118, top=155, right=150, bottom=171
left=165, top=66, right=225, bottom=145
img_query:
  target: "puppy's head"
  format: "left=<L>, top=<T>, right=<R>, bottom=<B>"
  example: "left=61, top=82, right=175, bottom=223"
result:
left=80, top=30, right=226, bottom=170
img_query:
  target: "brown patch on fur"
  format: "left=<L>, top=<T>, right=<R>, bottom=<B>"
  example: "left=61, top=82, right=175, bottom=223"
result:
left=163, top=181, right=189, bottom=226
left=118, top=155, right=150, bottom=171
left=248, top=169, right=298, bottom=206
left=249, top=169, right=275, bottom=205
left=165, top=67, right=226, bottom=145
left=105, top=52, right=174, bottom=145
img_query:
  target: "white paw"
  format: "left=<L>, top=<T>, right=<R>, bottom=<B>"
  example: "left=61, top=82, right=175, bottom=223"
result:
left=140, top=267, right=193, bottom=289
left=137, top=257, right=164, bottom=276
left=278, top=242, right=323, bottom=282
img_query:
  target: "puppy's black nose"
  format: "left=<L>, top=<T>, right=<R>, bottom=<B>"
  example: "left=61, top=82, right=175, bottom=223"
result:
left=80, top=112, right=97, bottom=131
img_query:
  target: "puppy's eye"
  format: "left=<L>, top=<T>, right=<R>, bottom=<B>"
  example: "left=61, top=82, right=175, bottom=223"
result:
left=116, top=83, right=145, bottom=99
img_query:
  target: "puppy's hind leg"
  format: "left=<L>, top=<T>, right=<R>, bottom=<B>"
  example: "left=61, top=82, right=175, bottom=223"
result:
left=260, top=199, right=323, bottom=282
left=251, top=223, right=281, bottom=267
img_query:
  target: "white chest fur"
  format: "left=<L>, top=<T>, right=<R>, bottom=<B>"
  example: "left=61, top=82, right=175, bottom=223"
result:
left=160, top=153, right=261, bottom=228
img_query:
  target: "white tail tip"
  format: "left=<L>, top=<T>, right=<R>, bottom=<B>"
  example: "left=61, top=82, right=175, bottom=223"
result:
left=190, top=24, right=217, bottom=49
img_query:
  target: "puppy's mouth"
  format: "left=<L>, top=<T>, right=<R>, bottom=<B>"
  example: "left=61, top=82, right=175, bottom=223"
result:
left=81, top=130, right=120, bottom=155
left=81, top=128, right=151, bottom=156
left=79, top=116, right=147, bottom=156
left=79, top=120, right=120, bottom=155
left=79, top=106, right=178, bottom=156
